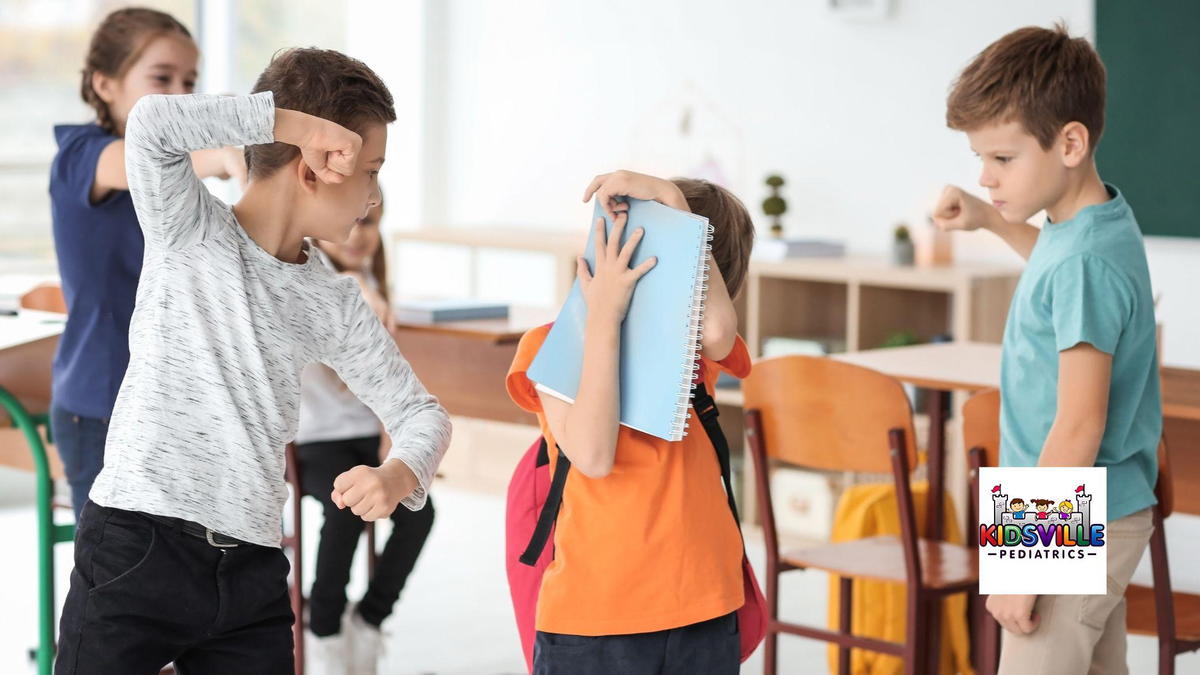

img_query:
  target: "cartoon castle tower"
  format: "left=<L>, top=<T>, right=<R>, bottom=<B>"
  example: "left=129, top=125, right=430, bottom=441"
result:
left=992, top=485, right=1008, bottom=525
left=1076, top=485, right=1092, bottom=534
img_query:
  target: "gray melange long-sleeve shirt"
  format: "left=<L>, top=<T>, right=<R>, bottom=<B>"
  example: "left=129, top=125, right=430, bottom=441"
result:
left=89, top=92, right=451, bottom=547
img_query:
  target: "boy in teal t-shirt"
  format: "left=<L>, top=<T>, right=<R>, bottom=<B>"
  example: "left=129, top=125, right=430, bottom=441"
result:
left=1000, top=185, right=1160, bottom=522
left=933, top=24, right=1160, bottom=673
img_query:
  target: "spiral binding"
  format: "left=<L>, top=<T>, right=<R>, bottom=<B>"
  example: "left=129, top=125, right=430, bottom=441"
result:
left=670, top=220, right=716, bottom=440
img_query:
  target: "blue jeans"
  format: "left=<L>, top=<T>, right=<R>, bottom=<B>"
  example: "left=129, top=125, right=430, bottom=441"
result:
left=534, top=612, right=739, bottom=675
left=50, top=404, right=109, bottom=522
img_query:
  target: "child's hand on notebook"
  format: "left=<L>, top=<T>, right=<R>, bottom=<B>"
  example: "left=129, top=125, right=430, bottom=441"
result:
left=577, top=211, right=657, bottom=325
left=584, top=170, right=689, bottom=221
left=330, top=458, right=418, bottom=521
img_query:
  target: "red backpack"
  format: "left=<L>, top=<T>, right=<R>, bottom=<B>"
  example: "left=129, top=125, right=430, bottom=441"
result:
left=504, top=381, right=767, bottom=673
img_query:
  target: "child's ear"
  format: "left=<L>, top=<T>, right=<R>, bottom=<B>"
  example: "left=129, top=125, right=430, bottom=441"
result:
left=92, top=71, right=117, bottom=104
left=294, top=156, right=320, bottom=196
left=1059, top=121, right=1091, bottom=168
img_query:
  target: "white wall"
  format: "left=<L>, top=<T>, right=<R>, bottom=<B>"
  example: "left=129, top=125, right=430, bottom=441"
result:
left=1145, top=237, right=1200, bottom=368
left=355, top=0, right=1198, bottom=366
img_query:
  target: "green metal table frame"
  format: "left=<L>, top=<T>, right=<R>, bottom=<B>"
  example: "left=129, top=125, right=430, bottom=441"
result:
left=0, top=387, right=73, bottom=675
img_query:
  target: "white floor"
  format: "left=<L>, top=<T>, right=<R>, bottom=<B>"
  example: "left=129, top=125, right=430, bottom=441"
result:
left=0, top=467, right=1195, bottom=674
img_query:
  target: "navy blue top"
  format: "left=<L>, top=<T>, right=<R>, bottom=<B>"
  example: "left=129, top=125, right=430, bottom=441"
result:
left=48, top=124, right=144, bottom=419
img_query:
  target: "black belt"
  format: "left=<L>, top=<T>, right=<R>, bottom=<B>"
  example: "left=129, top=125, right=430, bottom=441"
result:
left=142, top=513, right=249, bottom=548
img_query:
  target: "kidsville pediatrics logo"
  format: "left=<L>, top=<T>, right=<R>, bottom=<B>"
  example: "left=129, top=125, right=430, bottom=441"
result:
left=977, top=467, right=1107, bottom=595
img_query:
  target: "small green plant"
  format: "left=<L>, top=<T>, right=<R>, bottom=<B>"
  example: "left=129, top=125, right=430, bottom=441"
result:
left=881, top=331, right=920, bottom=349
left=762, top=174, right=787, bottom=237
left=893, top=224, right=911, bottom=242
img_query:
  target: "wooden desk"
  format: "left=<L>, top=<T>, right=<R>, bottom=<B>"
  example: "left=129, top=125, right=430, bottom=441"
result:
left=0, top=311, right=65, bottom=477
left=1161, top=368, right=1200, bottom=515
left=1163, top=367, right=1200, bottom=422
left=832, top=342, right=1001, bottom=391
left=0, top=311, right=65, bottom=403
left=390, top=307, right=556, bottom=426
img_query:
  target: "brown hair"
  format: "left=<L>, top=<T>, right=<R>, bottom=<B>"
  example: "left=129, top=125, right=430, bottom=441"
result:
left=247, top=48, right=396, bottom=179
left=315, top=195, right=389, bottom=301
left=80, top=7, right=193, bottom=135
left=946, top=23, right=1106, bottom=153
left=671, top=178, right=755, bottom=300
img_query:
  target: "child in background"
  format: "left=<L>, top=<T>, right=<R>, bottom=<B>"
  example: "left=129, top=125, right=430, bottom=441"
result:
left=935, top=23, right=1160, bottom=674
left=55, top=49, right=450, bottom=674
left=295, top=196, right=435, bottom=675
left=49, top=7, right=246, bottom=521
left=506, top=170, right=755, bottom=674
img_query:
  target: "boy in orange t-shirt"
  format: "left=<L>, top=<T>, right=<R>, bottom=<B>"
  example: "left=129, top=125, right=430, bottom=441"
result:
left=507, top=170, right=755, bottom=674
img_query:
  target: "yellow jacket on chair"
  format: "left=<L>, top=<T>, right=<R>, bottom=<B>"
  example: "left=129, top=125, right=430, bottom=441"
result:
left=826, top=481, right=974, bottom=674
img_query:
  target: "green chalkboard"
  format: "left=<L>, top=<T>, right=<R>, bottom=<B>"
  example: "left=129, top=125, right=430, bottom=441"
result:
left=1096, top=1, right=1200, bottom=238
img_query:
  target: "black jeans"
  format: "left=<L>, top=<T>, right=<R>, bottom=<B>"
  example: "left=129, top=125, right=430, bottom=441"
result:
left=56, top=502, right=294, bottom=674
left=49, top=404, right=109, bottom=523
left=534, top=612, right=740, bottom=675
left=295, top=435, right=435, bottom=636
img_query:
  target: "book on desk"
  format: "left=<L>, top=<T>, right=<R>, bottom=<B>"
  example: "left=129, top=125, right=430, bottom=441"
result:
left=393, top=299, right=510, bottom=323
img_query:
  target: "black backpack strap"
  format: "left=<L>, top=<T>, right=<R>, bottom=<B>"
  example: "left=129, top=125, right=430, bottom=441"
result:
left=692, top=381, right=741, bottom=525
left=519, top=442, right=571, bottom=566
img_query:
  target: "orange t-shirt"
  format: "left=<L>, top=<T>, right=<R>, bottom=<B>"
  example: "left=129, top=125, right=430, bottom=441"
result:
left=506, top=324, right=749, bottom=636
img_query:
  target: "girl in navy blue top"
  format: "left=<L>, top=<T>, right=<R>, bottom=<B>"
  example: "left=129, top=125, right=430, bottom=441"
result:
left=49, top=8, right=246, bottom=520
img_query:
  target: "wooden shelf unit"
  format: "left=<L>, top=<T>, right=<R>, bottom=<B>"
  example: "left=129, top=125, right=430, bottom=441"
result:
left=742, top=256, right=1020, bottom=357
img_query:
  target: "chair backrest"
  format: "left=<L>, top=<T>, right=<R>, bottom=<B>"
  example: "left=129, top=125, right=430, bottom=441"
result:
left=963, top=388, right=1000, bottom=469
left=20, top=284, right=67, bottom=314
left=741, top=355, right=918, bottom=474
left=962, top=389, right=1000, bottom=542
left=964, top=387, right=1180, bottom=519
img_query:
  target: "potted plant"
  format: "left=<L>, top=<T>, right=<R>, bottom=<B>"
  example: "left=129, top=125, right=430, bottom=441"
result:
left=762, top=174, right=787, bottom=238
left=881, top=330, right=920, bottom=349
left=892, top=223, right=914, bottom=265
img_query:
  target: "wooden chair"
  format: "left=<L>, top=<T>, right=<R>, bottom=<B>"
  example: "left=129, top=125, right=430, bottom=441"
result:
left=282, top=444, right=377, bottom=675
left=1124, top=437, right=1200, bottom=674
left=962, top=389, right=1002, bottom=675
left=743, top=355, right=977, bottom=675
left=17, top=283, right=71, bottom=515
left=19, top=284, right=67, bottom=314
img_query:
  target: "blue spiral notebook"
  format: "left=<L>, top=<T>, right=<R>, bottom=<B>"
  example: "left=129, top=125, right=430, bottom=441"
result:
left=527, top=198, right=713, bottom=441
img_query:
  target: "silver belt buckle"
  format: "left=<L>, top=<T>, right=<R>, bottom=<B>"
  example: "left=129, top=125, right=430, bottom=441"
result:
left=206, top=528, right=239, bottom=548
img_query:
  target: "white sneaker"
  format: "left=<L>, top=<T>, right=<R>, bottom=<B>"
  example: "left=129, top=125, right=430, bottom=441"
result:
left=304, top=629, right=351, bottom=675
left=345, top=604, right=385, bottom=675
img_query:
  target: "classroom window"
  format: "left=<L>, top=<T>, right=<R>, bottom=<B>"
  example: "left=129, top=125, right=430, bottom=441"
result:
left=0, top=0, right=346, bottom=271
left=0, top=0, right=195, bottom=270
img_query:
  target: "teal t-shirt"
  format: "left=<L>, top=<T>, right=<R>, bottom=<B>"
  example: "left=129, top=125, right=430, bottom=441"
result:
left=999, top=184, right=1161, bottom=522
